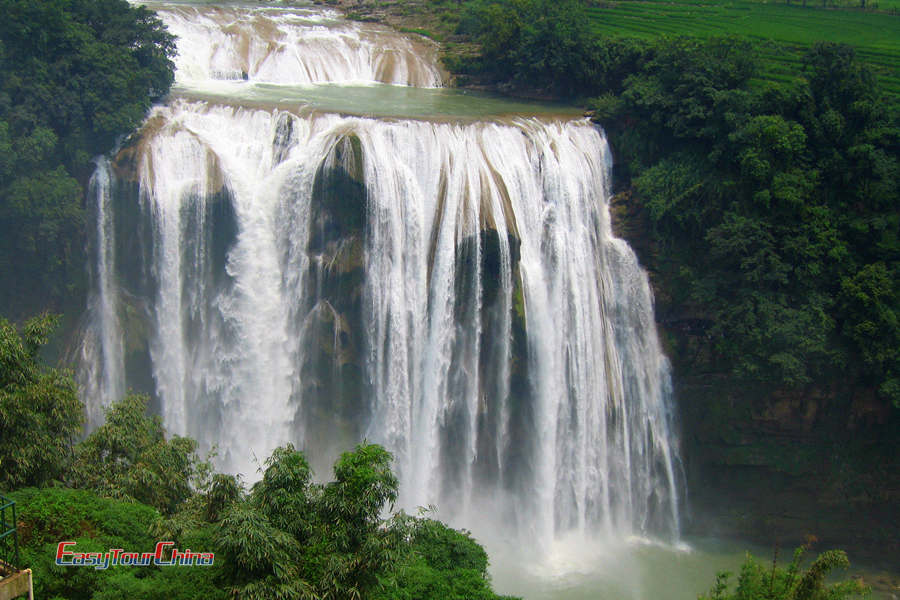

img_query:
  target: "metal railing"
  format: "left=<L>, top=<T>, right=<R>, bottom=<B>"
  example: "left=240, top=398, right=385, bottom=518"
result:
left=0, top=496, right=18, bottom=569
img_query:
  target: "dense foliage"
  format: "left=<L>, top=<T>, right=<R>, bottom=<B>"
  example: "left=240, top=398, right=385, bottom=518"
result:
left=373, top=517, right=510, bottom=600
left=0, top=0, right=174, bottom=317
left=71, top=394, right=202, bottom=514
left=0, top=314, right=82, bottom=489
left=698, top=545, right=868, bottom=600
left=454, top=0, right=598, bottom=95
left=9, top=487, right=161, bottom=600
left=215, top=443, right=513, bottom=600
left=7, top=440, right=513, bottom=600
left=600, top=41, right=899, bottom=407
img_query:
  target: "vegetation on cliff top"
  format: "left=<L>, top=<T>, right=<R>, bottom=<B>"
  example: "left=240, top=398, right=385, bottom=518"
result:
left=339, top=0, right=898, bottom=99
left=0, top=0, right=175, bottom=319
left=599, top=40, right=899, bottom=409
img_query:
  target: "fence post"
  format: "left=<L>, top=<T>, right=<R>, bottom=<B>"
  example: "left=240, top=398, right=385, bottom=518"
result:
left=0, top=496, right=19, bottom=568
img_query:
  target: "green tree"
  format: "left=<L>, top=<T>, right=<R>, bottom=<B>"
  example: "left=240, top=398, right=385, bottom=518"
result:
left=216, top=502, right=312, bottom=600
left=458, top=0, right=599, bottom=96
left=699, top=546, right=868, bottom=600
left=838, top=262, right=900, bottom=405
left=316, top=443, right=401, bottom=599
left=0, top=0, right=175, bottom=316
left=0, top=313, right=83, bottom=489
left=204, top=472, right=243, bottom=523
left=374, top=516, right=516, bottom=600
left=70, top=394, right=200, bottom=514
left=217, top=443, right=515, bottom=600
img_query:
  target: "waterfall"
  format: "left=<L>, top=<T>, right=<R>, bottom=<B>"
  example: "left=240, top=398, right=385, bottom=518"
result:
left=153, top=4, right=443, bottom=88
left=79, top=158, right=124, bottom=427
left=81, top=2, right=682, bottom=548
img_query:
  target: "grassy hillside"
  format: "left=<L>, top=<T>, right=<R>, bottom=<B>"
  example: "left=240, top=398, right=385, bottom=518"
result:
left=586, top=0, right=900, bottom=95
left=339, top=0, right=899, bottom=98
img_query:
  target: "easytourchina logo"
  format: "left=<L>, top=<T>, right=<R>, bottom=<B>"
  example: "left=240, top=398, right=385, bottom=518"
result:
left=56, top=541, right=214, bottom=570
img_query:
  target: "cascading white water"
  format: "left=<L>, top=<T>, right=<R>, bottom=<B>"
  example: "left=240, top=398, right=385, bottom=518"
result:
left=79, top=158, right=124, bottom=427
left=152, top=3, right=443, bottom=88
left=81, top=2, right=682, bottom=550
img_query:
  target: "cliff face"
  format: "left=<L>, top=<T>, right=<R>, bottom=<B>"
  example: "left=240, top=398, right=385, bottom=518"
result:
left=679, top=376, right=898, bottom=558
left=609, top=190, right=900, bottom=563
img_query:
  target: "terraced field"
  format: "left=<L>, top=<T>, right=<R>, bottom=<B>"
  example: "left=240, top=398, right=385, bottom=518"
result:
left=587, top=0, right=900, bottom=97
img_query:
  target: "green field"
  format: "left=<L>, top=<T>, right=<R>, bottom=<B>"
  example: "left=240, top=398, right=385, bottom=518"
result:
left=586, top=0, right=900, bottom=96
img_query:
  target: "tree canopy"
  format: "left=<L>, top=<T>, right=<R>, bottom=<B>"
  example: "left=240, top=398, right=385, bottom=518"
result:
left=0, top=0, right=175, bottom=317
left=216, top=443, right=512, bottom=600
left=699, top=545, right=868, bottom=600
left=600, top=41, right=899, bottom=406
left=0, top=313, right=82, bottom=489
left=70, top=394, right=201, bottom=515
left=455, top=0, right=598, bottom=95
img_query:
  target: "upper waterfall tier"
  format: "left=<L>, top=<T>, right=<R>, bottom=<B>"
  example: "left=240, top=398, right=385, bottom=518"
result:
left=147, top=3, right=444, bottom=88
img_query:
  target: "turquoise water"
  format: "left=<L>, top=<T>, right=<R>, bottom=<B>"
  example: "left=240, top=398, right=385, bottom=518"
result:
left=487, top=535, right=894, bottom=600
left=172, top=81, right=583, bottom=121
